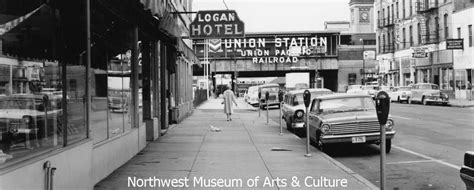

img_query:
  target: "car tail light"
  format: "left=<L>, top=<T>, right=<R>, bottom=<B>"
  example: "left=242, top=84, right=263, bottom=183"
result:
left=295, top=110, right=304, bottom=118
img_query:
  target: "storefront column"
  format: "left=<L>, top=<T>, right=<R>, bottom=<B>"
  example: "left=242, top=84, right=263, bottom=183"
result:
left=130, top=26, right=139, bottom=128
left=160, top=44, right=169, bottom=132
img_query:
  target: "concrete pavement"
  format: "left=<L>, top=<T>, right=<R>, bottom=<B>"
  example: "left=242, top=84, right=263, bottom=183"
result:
left=95, top=98, right=377, bottom=189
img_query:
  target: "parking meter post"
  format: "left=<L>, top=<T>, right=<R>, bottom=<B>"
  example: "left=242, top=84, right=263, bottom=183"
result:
left=279, top=90, right=284, bottom=135
left=375, top=91, right=390, bottom=190
left=380, top=123, right=386, bottom=190
left=43, top=95, right=49, bottom=140
left=303, top=90, right=311, bottom=157
left=279, top=102, right=283, bottom=135
left=258, top=91, right=261, bottom=117
left=265, top=91, right=269, bottom=125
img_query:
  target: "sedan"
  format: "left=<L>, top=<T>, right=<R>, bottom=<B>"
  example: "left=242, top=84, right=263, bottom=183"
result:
left=307, top=94, right=395, bottom=153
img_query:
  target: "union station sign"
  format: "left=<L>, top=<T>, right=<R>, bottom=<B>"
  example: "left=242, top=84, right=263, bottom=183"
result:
left=194, top=33, right=337, bottom=64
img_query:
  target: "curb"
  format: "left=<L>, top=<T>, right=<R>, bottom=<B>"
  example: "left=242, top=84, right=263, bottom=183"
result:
left=450, top=104, right=474, bottom=108
left=253, top=113, right=380, bottom=190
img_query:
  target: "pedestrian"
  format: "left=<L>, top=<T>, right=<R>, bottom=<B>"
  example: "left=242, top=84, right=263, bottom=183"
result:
left=222, top=84, right=238, bottom=121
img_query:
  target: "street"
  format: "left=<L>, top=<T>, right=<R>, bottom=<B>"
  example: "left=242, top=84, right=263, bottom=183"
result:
left=265, top=102, right=473, bottom=190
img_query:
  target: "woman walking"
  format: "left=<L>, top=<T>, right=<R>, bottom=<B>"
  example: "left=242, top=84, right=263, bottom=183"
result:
left=222, top=85, right=238, bottom=121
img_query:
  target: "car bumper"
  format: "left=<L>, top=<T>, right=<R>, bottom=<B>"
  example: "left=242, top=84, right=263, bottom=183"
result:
left=460, top=166, right=474, bottom=189
left=321, top=131, right=396, bottom=144
left=425, top=97, right=449, bottom=103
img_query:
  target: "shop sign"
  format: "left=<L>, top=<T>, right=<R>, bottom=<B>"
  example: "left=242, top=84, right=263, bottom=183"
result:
left=446, top=39, right=464, bottom=50
left=190, top=10, right=245, bottom=38
left=411, top=47, right=428, bottom=58
left=363, top=50, right=376, bottom=60
left=25, top=67, right=41, bottom=81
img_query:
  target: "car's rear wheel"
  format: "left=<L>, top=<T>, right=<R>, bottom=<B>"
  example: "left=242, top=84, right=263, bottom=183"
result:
left=385, top=139, right=392, bottom=154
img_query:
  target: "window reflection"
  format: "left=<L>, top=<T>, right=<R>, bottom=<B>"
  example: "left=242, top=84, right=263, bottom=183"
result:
left=0, top=60, right=63, bottom=164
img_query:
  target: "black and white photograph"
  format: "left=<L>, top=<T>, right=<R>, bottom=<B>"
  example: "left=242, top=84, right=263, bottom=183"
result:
left=0, top=0, right=473, bottom=189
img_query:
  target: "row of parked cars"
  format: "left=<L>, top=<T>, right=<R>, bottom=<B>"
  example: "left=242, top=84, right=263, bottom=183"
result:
left=347, top=83, right=449, bottom=105
left=245, top=86, right=396, bottom=153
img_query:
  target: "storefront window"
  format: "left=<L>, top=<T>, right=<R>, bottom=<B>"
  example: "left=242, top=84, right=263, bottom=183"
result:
left=455, top=70, right=467, bottom=90
left=0, top=59, right=63, bottom=164
left=440, top=68, right=454, bottom=90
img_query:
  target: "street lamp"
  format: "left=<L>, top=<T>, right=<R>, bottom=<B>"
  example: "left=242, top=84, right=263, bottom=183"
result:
left=360, top=38, right=365, bottom=85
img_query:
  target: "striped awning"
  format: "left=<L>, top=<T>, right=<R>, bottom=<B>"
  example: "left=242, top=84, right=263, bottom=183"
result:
left=177, top=38, right=200, bottom=65
left=139, top=0, right=165, bottom=17
left=0, top=4, right=46, bottom=36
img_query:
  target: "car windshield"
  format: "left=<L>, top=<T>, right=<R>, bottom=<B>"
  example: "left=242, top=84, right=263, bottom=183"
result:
left=0, top=98, right=42, bottom=111
left=294, top=91, right=332, bottom=105
left=419, top=84, right=439, bottom=90
left=260, top=87, right=279, bottom=93
left=248, top=87, right=259, bottom=94
left=319, top=97, right=375, bottom=113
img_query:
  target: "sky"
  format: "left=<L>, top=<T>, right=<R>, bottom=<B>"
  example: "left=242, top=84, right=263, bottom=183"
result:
left=192, top=0, right=351, bottom=32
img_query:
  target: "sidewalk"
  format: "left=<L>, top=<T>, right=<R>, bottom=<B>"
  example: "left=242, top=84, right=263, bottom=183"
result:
left=449, top=99, right=474, bottom=108
left=95, top=98, right=377, bottom=190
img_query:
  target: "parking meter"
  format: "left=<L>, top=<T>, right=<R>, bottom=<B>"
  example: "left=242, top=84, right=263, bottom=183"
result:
left=375, top=91, right=390, bottom=125
left=278, top=90, right=284, bottom=102
left=375, top=91, right=390, bottom=190
left=303, top=90, right=311, bottom=157
left=303, top=90, right=311, bottom=108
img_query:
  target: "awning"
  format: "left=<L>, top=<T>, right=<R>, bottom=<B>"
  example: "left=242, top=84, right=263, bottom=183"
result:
left=139, top=0, right=181, bottom=39
left=0, top=4, right=46, bottom=36
left=177, top=38, right=200, bottom=66
left=139, top=0, right=165, bottom=17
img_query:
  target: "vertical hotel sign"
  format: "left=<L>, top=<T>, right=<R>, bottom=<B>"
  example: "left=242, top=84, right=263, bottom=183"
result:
left=190, top=10, right=245, bottom=38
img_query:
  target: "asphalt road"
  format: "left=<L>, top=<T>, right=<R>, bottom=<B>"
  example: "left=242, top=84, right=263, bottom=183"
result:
left=264, top=102, right=474, bottom=190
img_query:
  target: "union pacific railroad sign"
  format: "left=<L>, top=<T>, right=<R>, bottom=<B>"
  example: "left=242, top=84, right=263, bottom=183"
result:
left=190, top=10, right=245, bottom=39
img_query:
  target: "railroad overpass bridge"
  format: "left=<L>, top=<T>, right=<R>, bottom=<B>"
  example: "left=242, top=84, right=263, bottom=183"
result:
left=193, top=31, right=342, bottom=92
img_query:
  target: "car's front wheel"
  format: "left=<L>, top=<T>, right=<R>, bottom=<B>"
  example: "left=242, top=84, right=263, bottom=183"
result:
left=286, top=119, right=292, bottom=131
left=422, top=97, right=429, bottom=105
left=316, top=132, right=326, bottom=152
left=385, top=139, right=392, bottom=154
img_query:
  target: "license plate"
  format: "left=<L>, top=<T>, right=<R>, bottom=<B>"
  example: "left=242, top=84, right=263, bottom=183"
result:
left=352, top=136, right=366, bottom=143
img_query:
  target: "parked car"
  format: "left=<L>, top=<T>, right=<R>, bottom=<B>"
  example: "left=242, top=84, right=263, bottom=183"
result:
left=281, top=88, right=333, bottom=132
left=388, top=86, right=412, bottom=103
left=347, top=85, right=379, bottom=99
left=408, top=83, right=449, bottom=105
left=0, top=94, right=62, bottom=152
left=307, top=94, right=395, bottom=153
left=258, top=83, right=280, bottom=109
left=245, top=86, right=260, bottom=106
left=460, top=151, right=474, bottom=190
